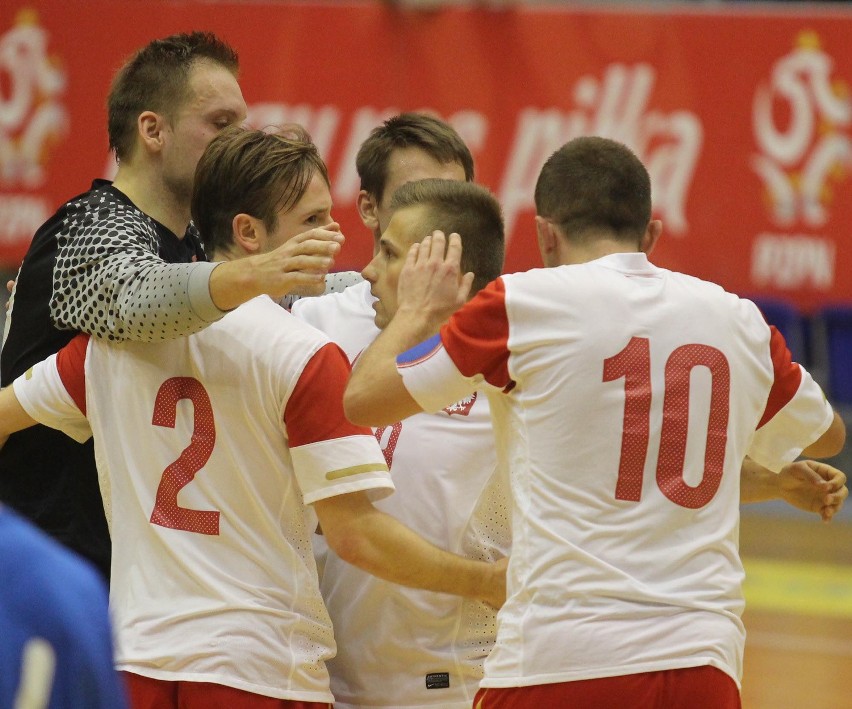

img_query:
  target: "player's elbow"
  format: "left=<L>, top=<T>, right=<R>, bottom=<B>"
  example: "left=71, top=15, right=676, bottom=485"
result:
left=315, top=493, right=380, bottom=570
left=802, top=412, right=847, bottom=459
left=326, top=528, right=373, bottom=569
left=342, top=385, right=368, bottom=426
left=344, top=372, right=422, bottom=427
left=343, top=381, right=392, bottom=427
left=322, top=515, right=381, bottom=573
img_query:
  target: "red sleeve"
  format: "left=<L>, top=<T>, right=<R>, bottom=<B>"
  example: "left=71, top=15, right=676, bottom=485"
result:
left=55, top=333, right=90, bottom=415
left=440, top=277, right=512, bottom=389
left=757, top=325, right=803, bottom=429
left=284, top=342, right=372, bottom=446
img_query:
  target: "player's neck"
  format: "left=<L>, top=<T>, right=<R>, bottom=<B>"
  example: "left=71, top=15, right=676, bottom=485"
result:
left=209, top=247, right=241, bottom=263
left=558, top=238, right=641, bottom=267
left=112, top=166, right=191, bottom=238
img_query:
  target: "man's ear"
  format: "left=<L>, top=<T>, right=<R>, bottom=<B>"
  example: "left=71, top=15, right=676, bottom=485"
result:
left=356, top=190, right=380, bottom=232
left=641, top=219, right=663, bottom=255
left=232, top=213, right=263, bottom=253
left=535, top=216, right=558, bottom=260
left=137, top=111, right=166, bottom=155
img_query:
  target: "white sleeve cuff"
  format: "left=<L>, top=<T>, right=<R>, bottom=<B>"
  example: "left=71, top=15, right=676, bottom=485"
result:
left=397, top=335, right=481, bottom=414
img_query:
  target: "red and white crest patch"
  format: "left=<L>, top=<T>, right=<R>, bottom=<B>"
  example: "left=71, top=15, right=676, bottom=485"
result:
left=442, top=392, right=477, bottom=417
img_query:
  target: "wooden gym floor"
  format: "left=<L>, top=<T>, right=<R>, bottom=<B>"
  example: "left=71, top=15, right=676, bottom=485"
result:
left=739, top=511, right=852, bottom=709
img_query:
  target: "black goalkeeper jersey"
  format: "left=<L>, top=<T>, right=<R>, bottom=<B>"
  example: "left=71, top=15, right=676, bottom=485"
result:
left=0, top=180, right=205, bottom=581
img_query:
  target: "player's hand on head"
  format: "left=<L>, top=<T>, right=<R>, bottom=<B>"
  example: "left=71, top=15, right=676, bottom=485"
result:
left=778, top=460, right=848, bottom=522
left=258, top=225, right=345, bottom=298
left=397, top=230, right=473, bottom=328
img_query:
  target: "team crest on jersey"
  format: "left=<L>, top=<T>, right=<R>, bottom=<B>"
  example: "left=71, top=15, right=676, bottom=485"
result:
left=443, top=392, right=477, bottom=416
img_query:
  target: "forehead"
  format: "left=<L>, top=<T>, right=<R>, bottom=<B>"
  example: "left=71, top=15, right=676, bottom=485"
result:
left=288, top=172, right=332, bottom=211
left=382, top=146, right=466, bottom=199
left=180, top=60, right=247, bottom=118
left=383, top=204, right=431, bottom=249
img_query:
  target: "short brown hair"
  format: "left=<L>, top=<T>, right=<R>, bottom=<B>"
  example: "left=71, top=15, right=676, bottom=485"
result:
left=191, top=124, right=330, bottom=255
left=356, top=113, right=475, bottom=204
left=107, top=31, right=239, bottom=161
left=390, top=178, right=504, bottom=295
left=534, top=137, right=652, bottom=244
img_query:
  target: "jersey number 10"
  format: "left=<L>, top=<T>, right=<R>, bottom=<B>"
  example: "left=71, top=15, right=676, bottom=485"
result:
left=603, top=336, right=731, bottom=509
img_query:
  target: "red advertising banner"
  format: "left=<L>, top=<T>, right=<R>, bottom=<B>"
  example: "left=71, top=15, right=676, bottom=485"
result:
left=1, top=1, right=851, bottom=311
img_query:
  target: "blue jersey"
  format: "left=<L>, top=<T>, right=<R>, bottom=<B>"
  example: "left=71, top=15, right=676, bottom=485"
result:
left=0, top=506, right=127, bottom=708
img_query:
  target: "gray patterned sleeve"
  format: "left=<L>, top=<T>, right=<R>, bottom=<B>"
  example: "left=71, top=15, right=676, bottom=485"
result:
left=50, top=201, right=225, bottom=342
left=279, top=270, right=364, bottom=310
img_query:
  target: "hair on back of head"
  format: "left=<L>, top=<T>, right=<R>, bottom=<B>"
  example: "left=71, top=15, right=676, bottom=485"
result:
left=534, top=136, right=652, bottom=244
left=108, top=31, right=239, bottom=162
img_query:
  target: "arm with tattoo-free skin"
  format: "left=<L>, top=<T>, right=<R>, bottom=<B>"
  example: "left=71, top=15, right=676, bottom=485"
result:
left=315, top=491, right=506, bottom=609
left=52, top=204, right=344, bottom=342
left=742, top=458, right=848, bottom=522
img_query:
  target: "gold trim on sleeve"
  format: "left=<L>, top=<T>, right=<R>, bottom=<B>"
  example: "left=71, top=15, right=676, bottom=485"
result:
left=325, top=463, right=390, bottom=480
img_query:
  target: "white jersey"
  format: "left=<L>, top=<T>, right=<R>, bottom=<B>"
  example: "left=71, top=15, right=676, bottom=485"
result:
left=13, top=296, right=392, bottom=703
left=398, top=253, right=834, bottom=690
left=290, top=279, right=378, bottom=362
left=293, top=286, right=511, bottom=709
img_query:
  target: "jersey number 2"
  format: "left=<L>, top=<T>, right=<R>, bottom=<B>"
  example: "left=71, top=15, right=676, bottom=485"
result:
left=603, top=336, right=731, bottom=509
left=149, top=377, right=220, bottom=535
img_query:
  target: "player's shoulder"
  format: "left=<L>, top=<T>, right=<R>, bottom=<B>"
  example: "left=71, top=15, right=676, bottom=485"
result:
left=295, top=278, right=372, bottom=309
left=670, top=269, right=762, bottom=311
left=229, top=296, right=337, bottom=347
left=291, top=279, right=374, bottom=323
left=23, top=183, right=112, bottom=250
left=66, top=182, right=131, bottom=216
left=663, top=269, right=771, bottom=341
left=496, top=267, right=560, bottom=304
left=194, top=298, right=340, bottom=389
left=62, top=183, right=155, bottom=241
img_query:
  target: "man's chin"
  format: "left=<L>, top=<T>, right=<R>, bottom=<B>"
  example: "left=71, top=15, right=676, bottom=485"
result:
left=370, top=302, right=385, bottom=329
